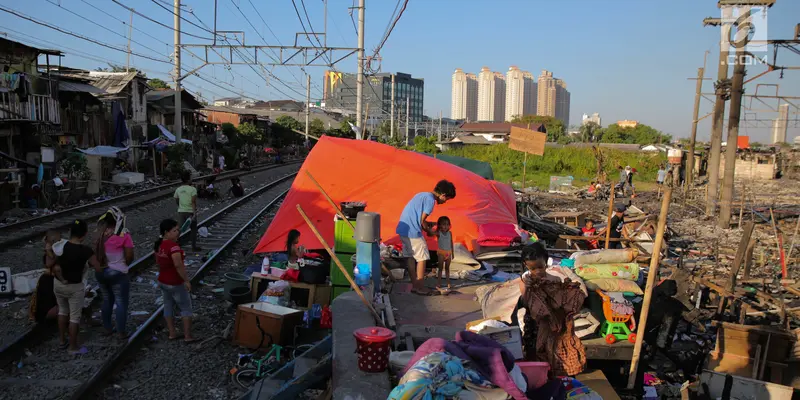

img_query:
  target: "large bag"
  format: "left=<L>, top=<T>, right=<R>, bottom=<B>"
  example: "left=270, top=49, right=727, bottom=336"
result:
left=571, top=248, right=638, bottom=267
left=584, top=278, right=643, bottom=295
left=475, top=279, right=521, bottom=323
left=575, top=263, right=640, bottom=281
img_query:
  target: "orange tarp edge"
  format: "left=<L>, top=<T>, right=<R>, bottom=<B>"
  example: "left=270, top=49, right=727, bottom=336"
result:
left=254, top=136, right=517, bottom=254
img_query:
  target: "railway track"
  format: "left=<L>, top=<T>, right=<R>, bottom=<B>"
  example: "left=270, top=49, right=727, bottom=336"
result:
left=0, top=161, right=300, bottom=249
left=0, top=171, right=295, bottom=400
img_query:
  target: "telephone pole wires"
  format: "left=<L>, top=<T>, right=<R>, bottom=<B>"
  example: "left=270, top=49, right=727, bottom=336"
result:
left=173, top=0, right=182, bottom=142
left=355, top=0, right=365, bottom=138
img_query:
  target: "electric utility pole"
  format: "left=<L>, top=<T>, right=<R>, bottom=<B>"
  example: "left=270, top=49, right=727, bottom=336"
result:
left=355, top=0, right=365, bottom=138
left=173, top=0, right=182, bottom=142
left=390, top=74, right=395, bottom=139
left=405, top=96, right=409, bottom=146
left=305, top=73, right=310, bottom=143
left=126, top=10, right=133, bottom=71
left=438, top=111, right=442, bottom=142
left=704, top=10, right=732, bottom=217
left=685, top=66, right=706, bottom=193
left=719, top=42, right=748, bottom=227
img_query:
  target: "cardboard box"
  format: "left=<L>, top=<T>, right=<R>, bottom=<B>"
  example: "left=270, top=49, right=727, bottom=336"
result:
left=467, top=317, right=523, bottom=360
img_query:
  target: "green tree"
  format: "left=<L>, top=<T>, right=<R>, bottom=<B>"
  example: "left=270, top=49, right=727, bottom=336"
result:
left=413, top=136, right=438, bottom=154
left=375, top=120, right=399, bottom=140
left=510, top=115, right=565, bottom=142
left=578, top=121, right=601, bottom=143
left=598, top=123, right=671, bottom=144
left=148, top=78, right=170, bottom=89
left=275, top=115, right=302, bottom=131
left=310, top=118, right=326, bottom=137
left=237, top=122, right=262, bottom=144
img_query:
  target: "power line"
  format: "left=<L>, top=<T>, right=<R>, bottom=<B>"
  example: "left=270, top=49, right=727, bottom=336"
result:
left=149, top=0, right=223, bottom=38
left=80, top=0, right=171, bottom=47
left=111, top=0, right=214, bottom=41
left=46, top=0, right=170, bottom=62
left=372, top=0, right=408, bottom=58
left=0, top=5, right=172, bottom=65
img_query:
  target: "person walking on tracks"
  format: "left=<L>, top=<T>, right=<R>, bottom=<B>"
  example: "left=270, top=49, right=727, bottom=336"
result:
left=53, top=220, right=102, bottom=354
left=96, top=208, right=134, bottom=340
left=174, top=171, right=201, bottom=251
left=154, top=219, right=200, bottom=343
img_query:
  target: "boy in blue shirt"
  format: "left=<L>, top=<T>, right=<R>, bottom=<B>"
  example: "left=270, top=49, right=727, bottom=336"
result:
left=396, top=180, right=457, bottom=295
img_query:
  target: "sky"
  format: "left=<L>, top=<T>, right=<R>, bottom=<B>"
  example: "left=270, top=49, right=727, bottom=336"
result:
left=1, top=0, right=799, bottom=142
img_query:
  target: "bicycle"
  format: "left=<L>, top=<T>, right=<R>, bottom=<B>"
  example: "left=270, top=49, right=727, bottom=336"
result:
left=231, top=315, right=289, bottom=389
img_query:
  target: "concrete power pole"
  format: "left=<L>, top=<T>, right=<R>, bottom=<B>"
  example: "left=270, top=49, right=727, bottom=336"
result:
left=126, top=10, right=133, bottom=71
left=685, top=67, right=705, bottom=193
left=355, top=0, right=365, bottom=138
left=438, top=111, right=442, bottom=142
left=405, top=96, right=409, bottom=146
left=173, top=0, right=182, bottom=142
left=390, top=74, right=395, bottom=139
left=305, top=74, right=310, bottom=143
left=704, top=10, right=731, bottom=217
left=718, top=46, right=746, bottom=228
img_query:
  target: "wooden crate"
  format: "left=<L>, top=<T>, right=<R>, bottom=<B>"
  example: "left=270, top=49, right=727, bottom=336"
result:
left=250, top=273, right=332, bottom=309
left=234, top=302, right=303, bottom=349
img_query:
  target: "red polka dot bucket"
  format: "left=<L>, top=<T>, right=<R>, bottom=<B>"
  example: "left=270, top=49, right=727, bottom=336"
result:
left=353, top=327, right=396, bottom=373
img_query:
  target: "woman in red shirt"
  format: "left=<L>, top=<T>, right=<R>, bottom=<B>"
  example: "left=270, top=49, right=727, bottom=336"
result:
left=154, top=219, right=199, bottom=343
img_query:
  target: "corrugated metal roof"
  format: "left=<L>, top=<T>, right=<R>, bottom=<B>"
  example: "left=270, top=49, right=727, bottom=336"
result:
left=452, top=135, right=491, bottom=145
left=58, top=80, right=106, bottom=94
left=86, top=71, right=143, bottom=94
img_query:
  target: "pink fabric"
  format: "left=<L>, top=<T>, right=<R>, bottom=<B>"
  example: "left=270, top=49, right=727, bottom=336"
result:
left=105, top=233, right=134, bottom=273
left=477, top=223, right=520, bottom=246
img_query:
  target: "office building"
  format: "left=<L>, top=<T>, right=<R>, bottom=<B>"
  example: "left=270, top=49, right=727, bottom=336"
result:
left=582, top=113, right=601, bottom=126
left=323, top=71, right=424, bottom=122
left=771, top=104, right=789, bottom=144
left=504, top=66, right=537, bottom=122
left=536, top=70, right=570, bottom=126
left=477, top=67, right=506, bottom=122
left=451, top=68, right=478, bottom=121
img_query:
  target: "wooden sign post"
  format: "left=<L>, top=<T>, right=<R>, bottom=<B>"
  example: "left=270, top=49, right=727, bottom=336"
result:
left=508, top=126, right=546, bottom=190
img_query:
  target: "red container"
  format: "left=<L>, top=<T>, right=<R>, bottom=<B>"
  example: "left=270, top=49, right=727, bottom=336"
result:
left=353, top=327, right=396, bottom=373
left=516, top=361, right=550, bottom=389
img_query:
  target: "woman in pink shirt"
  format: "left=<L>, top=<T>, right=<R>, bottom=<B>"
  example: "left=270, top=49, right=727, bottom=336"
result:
left=96, top=208, right=134, bottom=339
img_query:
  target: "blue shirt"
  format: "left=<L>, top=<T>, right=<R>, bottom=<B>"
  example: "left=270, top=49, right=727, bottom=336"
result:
left=396, top=192, right=435, bottom=238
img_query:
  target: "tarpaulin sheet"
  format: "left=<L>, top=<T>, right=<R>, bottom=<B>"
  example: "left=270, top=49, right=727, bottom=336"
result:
left=253, top=136, right=516, bottom=253
left=77, top=146, right=129, bottom=158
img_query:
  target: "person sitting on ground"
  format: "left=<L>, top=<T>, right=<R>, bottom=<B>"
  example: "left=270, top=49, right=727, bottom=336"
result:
left=598, top=204, right=628, bottom=249
left=435, top=216, right=454, bottom=291
left=229, top=177, right=244, bottom=198
left=155, top=219, right=200, bottom=343
left=581, top=219, right=598, bottom=250
left=174, top=171, right=201, bottom=251
left=396, top=180, right=457, bottom=295
left=53, top=220, right=102, bottom=354
left=29, top=230, right=62, bottom=323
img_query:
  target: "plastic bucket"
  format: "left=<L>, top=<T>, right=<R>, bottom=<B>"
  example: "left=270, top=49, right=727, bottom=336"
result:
left=229, top=286, right=251, bottom=305
left=353, top=327, right=396, bottom=373
left=223, top=272, right=250, bottom=302
left=516, top=361, right=550, bottom=389
left=354, top=273, right=371, bottom=286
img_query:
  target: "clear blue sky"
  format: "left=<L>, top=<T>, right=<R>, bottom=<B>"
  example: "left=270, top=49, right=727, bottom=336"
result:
left=2, top=0, right=798, bottom=142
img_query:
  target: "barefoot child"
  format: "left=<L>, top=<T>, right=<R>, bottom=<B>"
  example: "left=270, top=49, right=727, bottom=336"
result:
left=436, top=216, right=454, bottom=290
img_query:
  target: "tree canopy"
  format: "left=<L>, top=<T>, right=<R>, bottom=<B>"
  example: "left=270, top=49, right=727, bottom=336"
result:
left=274, top=115, right=302, bottom=131
left=148, top=78, right=170, bottom=89
left=597, top=123, right=671, bottom=144
left=413, top=136, right=438, bottom=154
left=510, top=115, right=565, bottom=142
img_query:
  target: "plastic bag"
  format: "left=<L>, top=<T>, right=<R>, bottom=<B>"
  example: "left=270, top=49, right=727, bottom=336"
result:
left=265, top=280, right=290, bottom=296
left=320, top=305, right=332, bottom=328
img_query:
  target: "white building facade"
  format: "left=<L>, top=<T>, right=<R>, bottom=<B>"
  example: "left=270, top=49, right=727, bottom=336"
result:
left=451, top=68, right=478, bottom=121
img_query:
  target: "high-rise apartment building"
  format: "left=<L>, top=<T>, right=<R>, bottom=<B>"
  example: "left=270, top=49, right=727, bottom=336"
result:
left=582, top=113, right=602, bottom=126
left=451, top=68, right=478, bottom=122
left=477, top=67, right=506, bottom=122
left=771, top=103, right=789, bottom=144
left=504, top=66, right=537, bottom=122
left=536, top=70, right=570, bottom=126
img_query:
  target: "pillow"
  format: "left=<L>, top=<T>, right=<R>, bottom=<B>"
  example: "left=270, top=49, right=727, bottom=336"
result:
left=584, top=278, right=644, bottom=295
left=575, top=263, right=640, bottom=281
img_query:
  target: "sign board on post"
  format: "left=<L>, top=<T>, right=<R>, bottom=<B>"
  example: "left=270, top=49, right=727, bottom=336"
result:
left=509, top=127, right=547, bottom=156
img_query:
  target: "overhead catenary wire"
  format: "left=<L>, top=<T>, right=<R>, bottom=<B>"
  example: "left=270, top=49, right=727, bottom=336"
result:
left=80, top=0, right=171, bottom=48
left=46, top=0, right=171, bottom=63
left=149, top=0, right=225, bottom=39
left=111, top=0, right=214, bottom=41
left=0, top=5, right=172, bottom=65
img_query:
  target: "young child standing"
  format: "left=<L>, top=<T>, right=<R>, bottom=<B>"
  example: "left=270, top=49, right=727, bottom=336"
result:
left=435, top=216, right=454, bottom=290
left=581, top=220, right=598, bottom=249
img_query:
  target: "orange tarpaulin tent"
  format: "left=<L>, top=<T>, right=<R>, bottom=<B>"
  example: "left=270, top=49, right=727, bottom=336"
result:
left=253, top=136, right=517, bottom=254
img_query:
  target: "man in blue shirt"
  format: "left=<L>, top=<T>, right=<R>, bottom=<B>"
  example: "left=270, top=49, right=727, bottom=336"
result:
left=396, top=180, right=456, bottom=295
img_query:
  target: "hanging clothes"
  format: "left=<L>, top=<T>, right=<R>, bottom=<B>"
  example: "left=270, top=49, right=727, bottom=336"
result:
left=521, top=273, right=587, bottom=376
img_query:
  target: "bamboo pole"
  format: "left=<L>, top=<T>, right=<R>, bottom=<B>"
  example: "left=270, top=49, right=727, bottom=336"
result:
left=297, top=204, right=385, bottom=327
left=738, top=182, right=746, bottom=228
left=604, top=194, right=614, bottom=249
left=785, top=215, right=800, bottom=265
left=627, top=187, right=672, bottom=389
left=521, top=152, right=528, bottom=190
left=304, top=170, right=355, bottom=230
left=770, top=208, right=787, bottom=279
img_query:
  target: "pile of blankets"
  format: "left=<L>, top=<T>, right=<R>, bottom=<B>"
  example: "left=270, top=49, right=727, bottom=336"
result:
left=570, top=249, right=643, bottom=296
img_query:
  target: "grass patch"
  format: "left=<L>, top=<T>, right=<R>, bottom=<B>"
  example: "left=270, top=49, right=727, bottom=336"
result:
left=444, top=144, right=667, bottom=190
